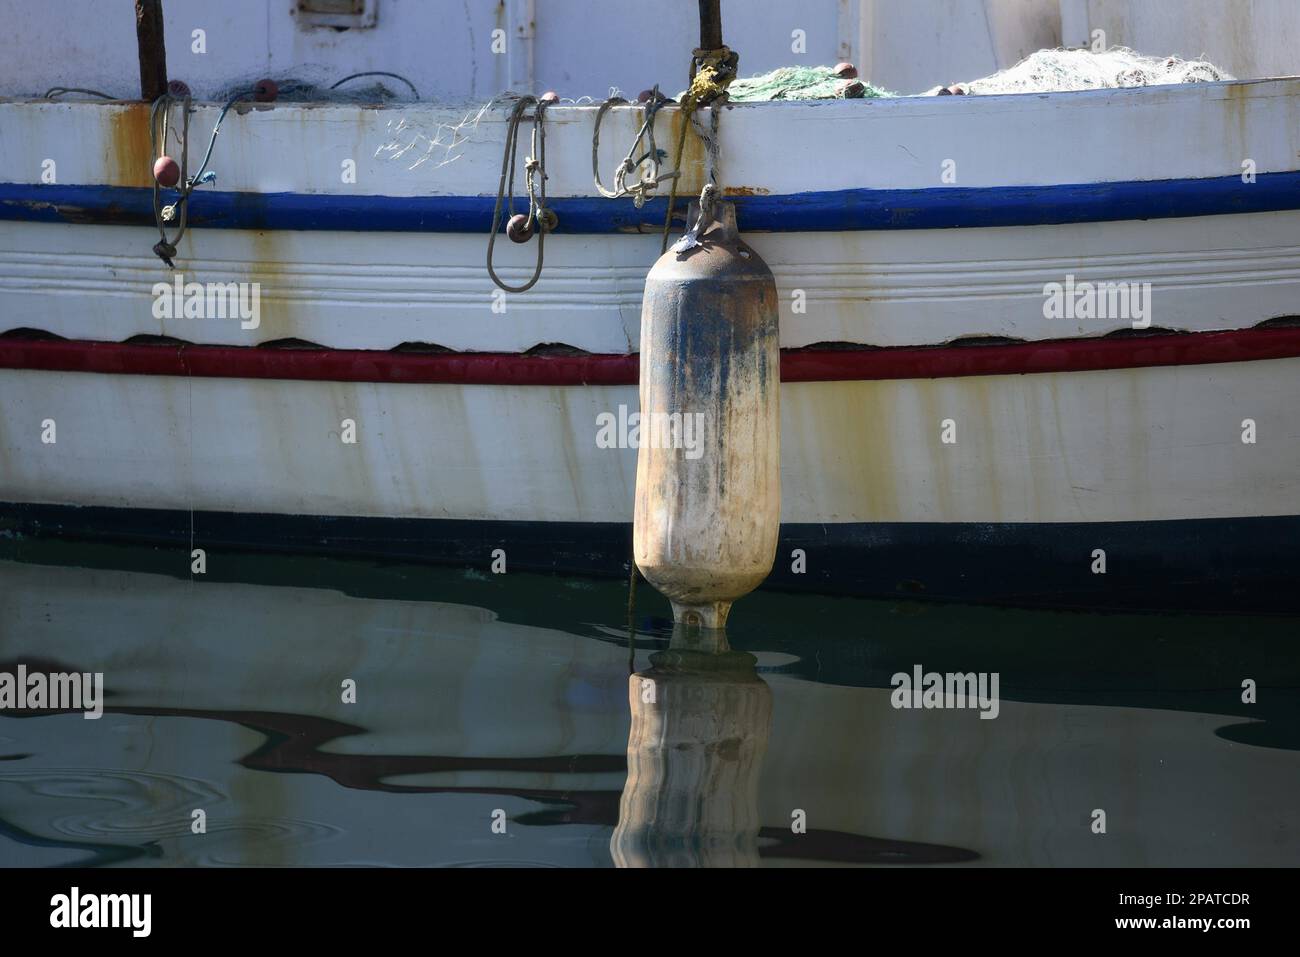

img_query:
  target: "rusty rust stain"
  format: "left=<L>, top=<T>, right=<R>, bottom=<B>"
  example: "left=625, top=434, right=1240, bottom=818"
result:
left=666, top=108, right=707, bottom=196
left=106, top=102, right=154, bottom=188
left=722, top=186, right=770, bottom=197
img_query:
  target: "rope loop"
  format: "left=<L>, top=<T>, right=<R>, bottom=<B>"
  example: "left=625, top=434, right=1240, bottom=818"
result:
left=148, top=89, right=251, bottom=267
left=487, top=95, right=555, bottom=293
left=148, top=92, right=192, bottom=268
left=592, top=86, right=678, bottom=208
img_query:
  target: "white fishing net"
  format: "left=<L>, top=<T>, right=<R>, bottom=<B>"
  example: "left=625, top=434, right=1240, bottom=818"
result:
left=373, top=92, right=601, bottom=173
left=374, top=99, right=494, bottom=171
left=926, top=47, right=1234, bottom=95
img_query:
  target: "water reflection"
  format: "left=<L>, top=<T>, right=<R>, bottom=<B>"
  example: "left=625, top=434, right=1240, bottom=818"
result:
left=613, top=626, right=772, bottom=867
left=0, top=539, right=1297, bottom=867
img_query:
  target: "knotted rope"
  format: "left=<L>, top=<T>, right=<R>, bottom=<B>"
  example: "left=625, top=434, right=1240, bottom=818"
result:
left=592, top=86, right=678, bottom=208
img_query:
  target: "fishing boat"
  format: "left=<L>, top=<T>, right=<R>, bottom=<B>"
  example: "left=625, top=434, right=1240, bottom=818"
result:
left=1, top=0, right=1299, bottom=611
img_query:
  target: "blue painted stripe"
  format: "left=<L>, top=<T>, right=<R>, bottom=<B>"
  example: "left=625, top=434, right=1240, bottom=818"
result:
left=2, top=172, right=1298, bottom=233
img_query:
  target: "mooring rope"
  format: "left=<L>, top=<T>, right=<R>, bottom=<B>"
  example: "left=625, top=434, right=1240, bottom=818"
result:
left=487, top=95, right=556, bottom=293
left=660, top=46, right=736, bottom=252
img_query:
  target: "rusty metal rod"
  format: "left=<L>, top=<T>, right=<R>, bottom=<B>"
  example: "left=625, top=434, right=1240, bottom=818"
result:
left=135, top=0, right=168, bottom=102
left=698, top=0, right=722, bottom=49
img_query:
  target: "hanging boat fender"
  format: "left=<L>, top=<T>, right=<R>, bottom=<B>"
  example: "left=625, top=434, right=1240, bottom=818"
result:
left=633, top=195, right=781, bottom=631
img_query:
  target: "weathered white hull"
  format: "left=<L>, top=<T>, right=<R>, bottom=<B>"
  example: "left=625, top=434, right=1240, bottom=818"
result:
left=4, top=81, right=1300, bottom=351
left=5, top=210, right=1300, bottom=353
left=0, top=358, right=1295, bottom=526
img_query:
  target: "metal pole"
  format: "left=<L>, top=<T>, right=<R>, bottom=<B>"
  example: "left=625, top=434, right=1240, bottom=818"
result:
left=135, top=0, right=168, bottom=102
left=698, top=0, right=722, bottom=49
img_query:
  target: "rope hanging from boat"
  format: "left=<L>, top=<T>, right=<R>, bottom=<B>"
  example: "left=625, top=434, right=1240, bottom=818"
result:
left=148, top=92, right=191, bottom=268
left=148, top=89, right=250, bottom=267
left=487, top=95, right=557, bottom=293
left=660, top=45, right=736, bottom=252
left=592, top=85, right=678, bottom=208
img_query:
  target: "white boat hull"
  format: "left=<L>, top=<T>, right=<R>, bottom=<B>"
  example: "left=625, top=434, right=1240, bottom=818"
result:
left=3, top=82, right=1300, bottom=608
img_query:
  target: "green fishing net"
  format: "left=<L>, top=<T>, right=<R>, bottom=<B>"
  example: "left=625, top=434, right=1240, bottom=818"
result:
left=685, top=65, right=894, bottom=101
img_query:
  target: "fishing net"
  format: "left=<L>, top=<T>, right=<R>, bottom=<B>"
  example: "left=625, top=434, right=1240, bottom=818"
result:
left=215, top=75, right=419, bottom=103
left=374, top=99, right=495, bottom=171
left=928, top=47, right=1233, bottom=95
left=214, top=74, right=492, bottom=172
left=688, top=65, right=895, bottom=101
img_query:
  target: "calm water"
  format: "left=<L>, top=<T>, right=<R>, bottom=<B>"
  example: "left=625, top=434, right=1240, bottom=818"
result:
left=0, top=537, right=1297, bottom=867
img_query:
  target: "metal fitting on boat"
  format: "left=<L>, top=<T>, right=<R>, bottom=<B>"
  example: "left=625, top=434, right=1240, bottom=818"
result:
left=535, top=207, right=558, bottom=233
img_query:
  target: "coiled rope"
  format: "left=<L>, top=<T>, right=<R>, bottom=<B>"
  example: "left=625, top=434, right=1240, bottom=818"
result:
left=487, top=95, right=556, bottom=293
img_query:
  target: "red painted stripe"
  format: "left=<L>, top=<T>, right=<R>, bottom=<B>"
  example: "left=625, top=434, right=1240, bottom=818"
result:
left=1, top=327, right=1299, bottom=385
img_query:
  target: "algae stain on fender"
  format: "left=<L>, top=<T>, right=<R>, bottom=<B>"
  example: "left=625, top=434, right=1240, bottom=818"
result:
left=634, top=201, right=780, bottom=630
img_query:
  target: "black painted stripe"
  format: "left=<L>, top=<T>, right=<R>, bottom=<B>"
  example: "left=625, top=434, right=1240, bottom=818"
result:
left=3, top=503, right=1298, bottom=613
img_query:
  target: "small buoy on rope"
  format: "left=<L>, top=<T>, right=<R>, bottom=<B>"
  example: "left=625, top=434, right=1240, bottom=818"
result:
left=634, top=189, right=781, bottom=632
left=506, top=212, right=533, bottom=243
left=166, top=80, right=190, bottom=97
left=834, top=61, right=858, bottom=78
left=152, top=155, right=180, bottom=187
left=253, top=78, right=279, bottom=102
left=487, top=95, right=557, bottom=292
